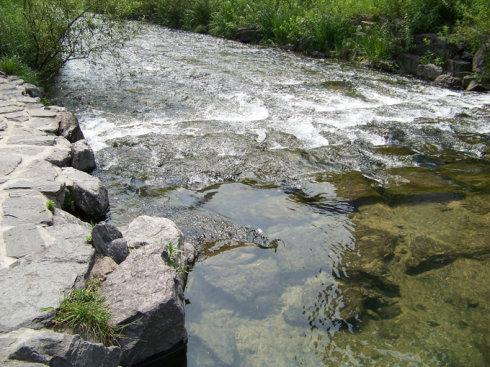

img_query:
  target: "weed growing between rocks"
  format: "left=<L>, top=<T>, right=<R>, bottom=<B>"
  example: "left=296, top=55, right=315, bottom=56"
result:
left=50, top=280, right=120, bottom=345
left=164, top=242, right=189, bottom=275
left=46, top=199, right=55, bottom=213
left=85, top=234, right=93, bottom=245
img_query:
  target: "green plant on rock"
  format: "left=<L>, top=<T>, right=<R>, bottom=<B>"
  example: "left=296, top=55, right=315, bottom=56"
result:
left=46, top=199, right=55, bottom=213
left=165, top=242, right=180, bottom=269
left=85, top=234, right=93, bottom=244
left=51, top=279, right=120, bottom=345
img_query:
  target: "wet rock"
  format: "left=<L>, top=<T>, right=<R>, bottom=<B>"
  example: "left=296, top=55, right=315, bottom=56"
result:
left=58, top=110, right=84, bottom=143
left=61, top=167, right=109, bottom=221
left=397, top=53, right=420, bottom=75
left=235, top=28, right=260, bottom=43
left=102, top=243, right=186, bottom=366
left=414, top=33, right=453, bottom=58
left=123, top=215, right=183, bottom=250
left=71, top=139, right=96, bottom=172
left=434, top=74, right=461, bottom=89
left=0, top=328, right=120, bottom=367
left=417, top=64, right=443, bottom=81
left=89, top=256, right=118, bottom=281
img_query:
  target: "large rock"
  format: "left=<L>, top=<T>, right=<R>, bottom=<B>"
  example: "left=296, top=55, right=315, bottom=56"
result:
left=397, top=53, right=420, bottom=75
left=102, top=243, right=186, bottom=366
left=71, top=139, right=96, bottom=172
left=417, top=64, right=443, bottom=81
left=447, top=59, right=472, bottom=77
left=61, top=167, right=109, bottom=221
left=434, top=74, right=461, bottom=89
left=123, top=215, right=183, bottom=250
left=58, top=110, right=84, bottom=143
left=0, top=328, right=120, bottom=367
left=92, top=223, right=128, bottom=264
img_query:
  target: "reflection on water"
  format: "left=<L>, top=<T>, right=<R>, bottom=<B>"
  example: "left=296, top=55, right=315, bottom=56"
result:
left=52, top=22, right=490, bottom=366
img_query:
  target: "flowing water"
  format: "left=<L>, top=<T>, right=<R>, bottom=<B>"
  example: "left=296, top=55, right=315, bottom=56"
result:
left=52, top=24, right=490, bottom=366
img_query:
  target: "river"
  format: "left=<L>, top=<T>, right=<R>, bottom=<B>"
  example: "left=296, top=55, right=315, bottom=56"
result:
left=52, top=24, right=490, bottom=366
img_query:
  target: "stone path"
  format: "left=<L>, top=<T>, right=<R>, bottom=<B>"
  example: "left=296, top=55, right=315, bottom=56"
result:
left=0, top=73, right=121, bottom=366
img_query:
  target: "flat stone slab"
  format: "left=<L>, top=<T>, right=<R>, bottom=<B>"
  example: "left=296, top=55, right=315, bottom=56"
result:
left=0, top=154, right=22, bottom=176
left=6, top=134, right=56, bottom=146
left=0, top=216, right=94, bottom=332
left=4, top=224, right=45, bottom=258
left=1, top=191, right=53, bottom=226
left=27, top=108, right=58, bottom=118
left=26, top=117, right=59, bottom=134
left=4, top=161, right=64, bottom=202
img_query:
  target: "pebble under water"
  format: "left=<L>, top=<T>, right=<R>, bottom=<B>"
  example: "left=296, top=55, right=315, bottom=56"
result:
left=52, top=24, right=490, bottom=366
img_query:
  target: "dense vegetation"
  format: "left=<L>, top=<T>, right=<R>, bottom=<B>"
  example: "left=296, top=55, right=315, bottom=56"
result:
left=0, top=0, right=488, bottom=83
left=0, top=0, right=132, bottom=84
left=129, top=0, right=489, bottom=60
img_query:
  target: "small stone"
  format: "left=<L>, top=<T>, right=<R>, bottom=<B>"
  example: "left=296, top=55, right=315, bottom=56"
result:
left=46, top=136, right=72, bottom=167
left=24, top=84, right=43, bottom=98
left=89, top=256, right=118, bottom=281
left=92, top=223, right=126, bottom=263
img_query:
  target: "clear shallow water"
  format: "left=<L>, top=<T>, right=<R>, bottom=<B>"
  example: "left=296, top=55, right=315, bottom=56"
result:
left=53, top=23, right=490, bottom=366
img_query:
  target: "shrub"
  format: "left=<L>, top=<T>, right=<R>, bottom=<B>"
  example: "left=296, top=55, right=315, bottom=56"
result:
left=51, top=280, right=120, bottom=345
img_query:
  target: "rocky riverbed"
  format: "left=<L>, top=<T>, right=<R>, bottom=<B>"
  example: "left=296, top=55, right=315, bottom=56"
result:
left=0, top=72, right=193, bottom=366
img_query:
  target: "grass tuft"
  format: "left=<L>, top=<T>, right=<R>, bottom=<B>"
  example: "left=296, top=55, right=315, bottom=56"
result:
left=52, top=280, right=120, bottom=345
left=46, top=199, right=55, bottom=213
left=85, top=234, right=93, bottom=244
left=0, top=56, right=40, bottom=85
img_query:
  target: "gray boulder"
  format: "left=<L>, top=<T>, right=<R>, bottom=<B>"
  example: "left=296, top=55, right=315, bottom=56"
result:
left=61, top=167, right=109, bottom=221
left=102, top=243, right=186, bottom=366
left=434, top=74, right=461, bottom=89
left=123, top=215, right=183, bottom=250
left=46, top=136, right=72, bottom=168
left=447, top=59, right=472, bottom=77
left=0, top=328, right=120, bottom=367
left=397, top=53, right=420, bottom=75
left=58, top=110, right=84, bottom=143
left=71, top=139, right=96, bottom=172
left=417, top=64, right=443, bottom=81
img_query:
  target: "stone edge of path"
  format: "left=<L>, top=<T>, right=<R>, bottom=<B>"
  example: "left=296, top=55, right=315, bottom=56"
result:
left=0, top=72, right=195, bottom=367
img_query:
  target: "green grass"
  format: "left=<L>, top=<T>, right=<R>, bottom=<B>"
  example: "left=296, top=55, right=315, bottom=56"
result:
left=0, top=56, right=40, bottom=85
left=165, top=242, right=180, bottom=268
left=46, top=199, right=55, bottom=213
left=52, top=280, right=120, bottom=345
left=124, top=0, right=489, bottom=75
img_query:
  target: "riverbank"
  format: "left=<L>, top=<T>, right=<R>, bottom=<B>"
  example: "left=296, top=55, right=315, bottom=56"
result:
left=0, top=72, right=193, bottom=366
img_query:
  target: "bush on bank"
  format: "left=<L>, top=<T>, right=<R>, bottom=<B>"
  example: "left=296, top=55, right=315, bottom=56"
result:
left=0, top=0, right=488, bottom=83
left=131, top=0, right=489, bottom=72
left=0, top=0, right=135, bottom=84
